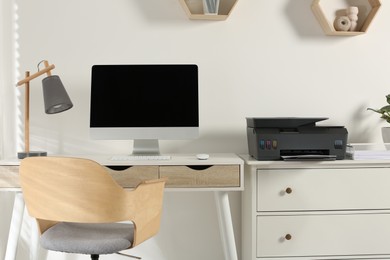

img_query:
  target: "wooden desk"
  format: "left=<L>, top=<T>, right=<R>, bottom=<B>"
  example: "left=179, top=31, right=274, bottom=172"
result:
left=1, top=153, right=243, bottom=260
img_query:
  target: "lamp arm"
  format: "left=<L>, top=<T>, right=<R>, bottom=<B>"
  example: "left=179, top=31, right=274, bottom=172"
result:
left=16, top=63, right=55, bottom=87
left=16, top=60, right=54, bottom=157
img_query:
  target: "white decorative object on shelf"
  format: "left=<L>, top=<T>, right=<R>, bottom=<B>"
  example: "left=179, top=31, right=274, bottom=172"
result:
left=311, top=0, right=381, bottom=36
left=203, top=0, right=220, bottom=15
left=347, top=6, right=359, bottom=31
left=334, top=16, right=351, bottom=31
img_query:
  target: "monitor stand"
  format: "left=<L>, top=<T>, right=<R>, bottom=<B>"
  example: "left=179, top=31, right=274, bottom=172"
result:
left=132, top=139, right=160, bottom=155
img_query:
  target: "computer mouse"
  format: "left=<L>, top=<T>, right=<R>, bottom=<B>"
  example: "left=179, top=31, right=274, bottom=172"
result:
left=196, top=154, right=209, bottom=160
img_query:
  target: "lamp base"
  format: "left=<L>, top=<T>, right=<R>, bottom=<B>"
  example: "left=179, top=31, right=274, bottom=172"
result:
left=17, top=151, right=47, bottom=159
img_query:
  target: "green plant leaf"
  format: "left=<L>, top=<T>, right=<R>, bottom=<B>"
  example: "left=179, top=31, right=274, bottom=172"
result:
left=367, top=95, right=390, bottom=122
left=367, top=107, right=383, bottom=114
left=386, top=94, right=390, bottom=104
left=379, top=105, right=390, bottom=113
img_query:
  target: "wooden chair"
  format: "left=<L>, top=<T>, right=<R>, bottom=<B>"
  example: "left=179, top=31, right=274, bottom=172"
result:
left=19, top=156, right=166, bottom=259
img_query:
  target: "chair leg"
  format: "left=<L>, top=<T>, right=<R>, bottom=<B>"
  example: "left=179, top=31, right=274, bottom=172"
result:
left=91, top=254, right=99, bottom=260
left=116, top=252, right=142, bottom=259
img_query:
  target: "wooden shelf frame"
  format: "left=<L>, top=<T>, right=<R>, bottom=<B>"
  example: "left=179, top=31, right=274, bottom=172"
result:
left=311, top=0, right=381, bottom=36
left=178, top=0, right=238, bottom=20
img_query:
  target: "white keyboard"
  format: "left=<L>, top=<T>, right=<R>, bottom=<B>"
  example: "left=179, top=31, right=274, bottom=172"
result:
left=110, top=155, right=171, bottom=161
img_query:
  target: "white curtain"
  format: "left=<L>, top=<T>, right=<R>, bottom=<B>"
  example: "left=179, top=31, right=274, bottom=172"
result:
left=0, top=0, right=18, bottom=160
left=0, top=4, right=19, bottom=260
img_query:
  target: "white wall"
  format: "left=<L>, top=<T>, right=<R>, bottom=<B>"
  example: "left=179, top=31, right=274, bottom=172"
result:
left=3, top=0, right=390, bottom=259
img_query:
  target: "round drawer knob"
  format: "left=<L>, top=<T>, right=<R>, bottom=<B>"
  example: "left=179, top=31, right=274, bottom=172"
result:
left=285, top=187, right=292, bottom=194
left=285, top=234, right=292, bottom=240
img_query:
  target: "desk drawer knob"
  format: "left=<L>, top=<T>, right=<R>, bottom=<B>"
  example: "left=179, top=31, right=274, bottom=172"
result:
left=285, top=187, right=293, bottom=194
left=285, top=234, right=292, bottom=240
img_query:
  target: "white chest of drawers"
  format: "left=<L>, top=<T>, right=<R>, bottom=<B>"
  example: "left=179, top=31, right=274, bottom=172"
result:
left=241, top=155, right=390, bottom=260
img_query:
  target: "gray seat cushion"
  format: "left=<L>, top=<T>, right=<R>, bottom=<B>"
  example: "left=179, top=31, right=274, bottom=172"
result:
left=40, top=222, right=134, bottom=255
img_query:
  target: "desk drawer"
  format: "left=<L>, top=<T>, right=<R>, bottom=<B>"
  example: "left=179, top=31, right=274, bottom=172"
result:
left=257, top=168, right=390, bottom=212
left=106, top=166, right=159, bottom=188
left=257, top=213, right=390, bottom=258
left=160, top=165, right=240, bottom=188
left=0, top=166, right=19, bottom=188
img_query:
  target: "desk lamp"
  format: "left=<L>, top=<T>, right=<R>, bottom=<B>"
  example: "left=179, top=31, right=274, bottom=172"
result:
left=16, top=60, right=73, bottom=159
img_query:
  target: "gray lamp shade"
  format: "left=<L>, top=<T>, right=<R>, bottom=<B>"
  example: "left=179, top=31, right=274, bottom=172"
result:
left=42, top=75, right=73, bottom=114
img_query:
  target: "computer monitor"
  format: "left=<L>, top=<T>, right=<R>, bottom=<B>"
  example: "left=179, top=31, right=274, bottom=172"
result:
left=89, top=64, right=199, bottom=155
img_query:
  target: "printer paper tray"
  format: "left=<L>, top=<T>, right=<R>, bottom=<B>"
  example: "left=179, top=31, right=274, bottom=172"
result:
left=281, top=155, right=337, bottom=161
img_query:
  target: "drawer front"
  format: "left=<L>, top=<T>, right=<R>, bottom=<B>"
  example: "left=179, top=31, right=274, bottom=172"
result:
left=106, top=166, right=159, bottom=188
left=257, top=168, right=390, bottom=211
left=257, top=214, right=390, bottom=258
left=0, top=166, right=19, bottom=188
left=160, top=165, right=240, bottom=188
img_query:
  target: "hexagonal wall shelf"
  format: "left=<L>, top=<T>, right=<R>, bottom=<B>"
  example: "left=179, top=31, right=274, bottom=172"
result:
left=311, top=0, right=381, bottom=36
left=178, top=0, right=238, bottom=20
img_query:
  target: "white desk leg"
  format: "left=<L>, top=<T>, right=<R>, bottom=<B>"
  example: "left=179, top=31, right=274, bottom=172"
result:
left=214, top=191, right=238, bottom=260
left=29, top=216, right=40, bottom=260
left=5, top=192, right=25, bottom=260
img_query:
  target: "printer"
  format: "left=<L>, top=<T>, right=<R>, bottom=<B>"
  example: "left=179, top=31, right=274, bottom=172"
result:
left=246, top=117, right=348, bottom=160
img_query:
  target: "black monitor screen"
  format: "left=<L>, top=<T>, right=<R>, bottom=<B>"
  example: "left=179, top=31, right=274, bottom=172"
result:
left=90, top=64, right=199, bottom=128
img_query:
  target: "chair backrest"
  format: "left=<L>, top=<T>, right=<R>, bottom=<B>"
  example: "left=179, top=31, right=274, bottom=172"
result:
left=20, top=156, right=166, bottom=246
